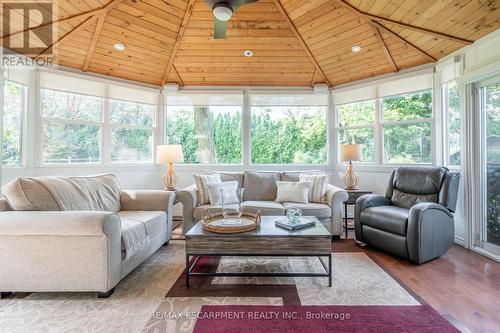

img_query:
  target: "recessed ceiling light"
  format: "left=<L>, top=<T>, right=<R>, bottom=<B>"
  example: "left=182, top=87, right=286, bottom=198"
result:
left=244, top=50, right=253, bottom=57
left=114, top=43, right=125, bottom=51
left=351, top=45, right=362, bottom=53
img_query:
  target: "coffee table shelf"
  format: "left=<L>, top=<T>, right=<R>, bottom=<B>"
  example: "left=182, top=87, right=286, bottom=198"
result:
left=185, top=216, right=332, bottom=287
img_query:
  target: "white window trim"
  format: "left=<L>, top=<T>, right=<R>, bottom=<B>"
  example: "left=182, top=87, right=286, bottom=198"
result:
left=334, top=89, right=434, bottom=166
left=2, top=80, right=29, bottom=169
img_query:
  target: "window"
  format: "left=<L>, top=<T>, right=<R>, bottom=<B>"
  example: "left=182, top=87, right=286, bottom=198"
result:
left=3, top=80, right=26, bottom=166
left=109, top=99, right=155, bottom=163
left=250, top=94, right=327, bottom=164
left=336, top=100, right=376, bottom=163
left=41, top=89, right=102, bottom=164
left=166, top=93, right=243, bottom=164
left=382, top=90, right=433, bottom=164
left=444, top=81, right=461, bottom=166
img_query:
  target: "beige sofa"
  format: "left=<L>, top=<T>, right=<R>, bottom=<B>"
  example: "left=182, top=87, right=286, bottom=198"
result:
left=0, top=174, right=175, bottom=298
left=177, top=171, right=348, bottom=237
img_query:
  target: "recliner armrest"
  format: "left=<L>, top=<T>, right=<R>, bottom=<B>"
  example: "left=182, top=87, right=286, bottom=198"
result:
left=354, top=194, right=391, bottom=242
left=407, top=202, right=455, bottom=264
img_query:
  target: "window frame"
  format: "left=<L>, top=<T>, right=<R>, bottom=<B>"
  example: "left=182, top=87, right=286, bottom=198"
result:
left=380, top=89, right=434, bottom=165
left=335, top=98, right=377, bottom=165
left=2, top=79, right=28, bottom=168
left=39, top=88, right=104, bottom=166
left=442, top=80, right=462, bottom=168
left=108, top=97, right=157, bottom=164
left=249, top=97, right=329, bottom=166
left=38, top=88, right=159, bottom=167
left=165, top=102, right=245, bottom=166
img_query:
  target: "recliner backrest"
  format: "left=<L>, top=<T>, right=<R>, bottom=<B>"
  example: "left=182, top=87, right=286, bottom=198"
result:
left=386, top=167, right=449, bottom=210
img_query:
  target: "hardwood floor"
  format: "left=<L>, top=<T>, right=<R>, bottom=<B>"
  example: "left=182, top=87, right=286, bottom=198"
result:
left=335, top=238, right=500, bottom=333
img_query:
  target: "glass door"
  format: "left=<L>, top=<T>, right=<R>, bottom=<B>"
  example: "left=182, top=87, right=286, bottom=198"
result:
left=478, top=78, right=500, bottom=255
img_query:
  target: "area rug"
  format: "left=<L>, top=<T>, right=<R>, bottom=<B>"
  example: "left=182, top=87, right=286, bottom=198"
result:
left=0, top=240, right=455, bottom=333
left=192, top=305, right=459, bottom=333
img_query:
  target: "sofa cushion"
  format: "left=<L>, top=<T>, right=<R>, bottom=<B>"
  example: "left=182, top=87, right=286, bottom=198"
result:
left=194, top=174, right=221, bottom=205
left=242, top=171, right=280, bottom=201
left=117, top=211, right=166, bottom=237
left=275, top=181, right=311, bottom=204
left=281, top=170, right=323, bottom=182
left=2, top=174, right=121, bottom=212
left=203, top=171, right=244, bottom=190
left=282, top=202, right=331, bottom=220
left=360, top=206, right=409, bottom=236
left=241, top=201, right=285, bottom=215
left=193, top=204, right=239, bottom=220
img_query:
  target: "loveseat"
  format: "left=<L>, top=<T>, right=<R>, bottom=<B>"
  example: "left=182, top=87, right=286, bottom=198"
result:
left=0, top=174, right=175, bottom=298
left=177, top=170, right=348, bottom=236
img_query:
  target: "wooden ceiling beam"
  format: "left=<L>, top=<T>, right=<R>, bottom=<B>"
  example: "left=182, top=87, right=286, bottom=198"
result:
left=35, top=15, right=98, bottom=59
left=339, top=0, right=473, bottom=45
left=274, top=0, right=332, bottom=87
left=83, top=13, right=106, bottom=72
left=335, top=0, right=437, bottom=63
left=81, top=0, right=126, bottom=72
left=372, top=21, right=437, bottom=63
left=172, top=64, right=185, bottom=86
left=370, top=25, right=398, bottom=73
left=161, top=0, right=196, bottom=86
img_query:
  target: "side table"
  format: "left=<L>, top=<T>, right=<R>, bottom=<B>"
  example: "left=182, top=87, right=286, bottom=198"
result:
left=343, top=189, right=372, bottom=239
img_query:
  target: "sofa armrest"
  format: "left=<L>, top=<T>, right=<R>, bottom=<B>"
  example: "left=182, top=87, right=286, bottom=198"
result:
left=120, top=190, right=175, bottom=212
left=120, top=190, right=176, bottom=240
left=407, top=202, right=455, bottom=264
left=354, top=194, right=391, bottom=242
left=0, top=211, right=121, bottom=292
left=325, top=185, right=348, bottom=236
left=176, top=184, right=198, bottom=234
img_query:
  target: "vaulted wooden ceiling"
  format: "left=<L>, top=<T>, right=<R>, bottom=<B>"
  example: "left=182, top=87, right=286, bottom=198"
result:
left=2, top=0, right=500, bottom=87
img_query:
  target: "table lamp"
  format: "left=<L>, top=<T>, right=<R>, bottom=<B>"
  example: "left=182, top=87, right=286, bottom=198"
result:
left=340, top=144, right=362, bottom=190
left=157, top=144, right=184, bottom=190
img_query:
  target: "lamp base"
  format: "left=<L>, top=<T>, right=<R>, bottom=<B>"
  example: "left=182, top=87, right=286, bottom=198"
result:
left=163, top=163, right=179, bottom=191
left=343, top=161, right=359, bottom=190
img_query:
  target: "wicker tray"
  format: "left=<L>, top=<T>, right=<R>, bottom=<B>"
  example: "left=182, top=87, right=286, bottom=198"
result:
left=200, top=209, right=261, bottom=234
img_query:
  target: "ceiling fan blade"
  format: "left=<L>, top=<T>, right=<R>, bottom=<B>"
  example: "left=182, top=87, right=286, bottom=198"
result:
left=214, top=19, right=228, bottom=39
left=231, top=0, right=258, bottom=11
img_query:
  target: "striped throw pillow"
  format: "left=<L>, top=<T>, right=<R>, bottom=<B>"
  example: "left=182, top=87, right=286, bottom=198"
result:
left=299, top=174, right=328, bottom=203
left=193, top=174, right=221, bottom=205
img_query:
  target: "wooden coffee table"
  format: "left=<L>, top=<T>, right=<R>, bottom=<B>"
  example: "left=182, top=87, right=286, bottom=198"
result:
left=185, top=216, right=332, bottom=287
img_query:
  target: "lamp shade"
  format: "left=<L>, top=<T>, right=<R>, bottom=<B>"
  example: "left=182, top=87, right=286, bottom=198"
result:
left=340, top=144, right=362, bottom=162
left=156, top=144, right=184, bottom=164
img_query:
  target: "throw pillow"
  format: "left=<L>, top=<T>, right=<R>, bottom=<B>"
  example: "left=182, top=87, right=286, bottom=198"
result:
left=193, top=174, right=221, bottom=205
left=207, top=181, right=240, bottom=206
left=299, top=174, right=328, bottom=203
left=275, top=181, right=311, bottom=204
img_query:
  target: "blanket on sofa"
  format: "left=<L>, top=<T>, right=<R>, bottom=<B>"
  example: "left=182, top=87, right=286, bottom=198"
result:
left=120, top=219, right=151, bottom=260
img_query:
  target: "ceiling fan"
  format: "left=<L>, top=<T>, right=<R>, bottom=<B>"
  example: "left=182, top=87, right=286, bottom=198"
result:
left=205, top=0, right=257, bottom=39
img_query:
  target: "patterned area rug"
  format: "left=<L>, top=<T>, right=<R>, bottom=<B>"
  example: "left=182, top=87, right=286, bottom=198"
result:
left=193, top=305, right=460, bottom=333
left=0, top=240, right=452, bottom=333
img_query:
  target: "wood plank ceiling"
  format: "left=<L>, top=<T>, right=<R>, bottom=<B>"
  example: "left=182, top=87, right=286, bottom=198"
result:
left=2, top=0, right=499, bottom=87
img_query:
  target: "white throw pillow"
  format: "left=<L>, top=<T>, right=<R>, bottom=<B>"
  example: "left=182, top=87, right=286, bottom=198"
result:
left=299, top=174, right=328, bottom=203
left=207, top=181, right=240, bottom=206
left=275, top=181, right=311, bottom=204
left=193, top=174, right=221, bottom=205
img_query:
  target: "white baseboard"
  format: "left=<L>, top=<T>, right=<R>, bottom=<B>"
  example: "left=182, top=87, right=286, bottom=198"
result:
left=454, top=236, right=465, bottom=246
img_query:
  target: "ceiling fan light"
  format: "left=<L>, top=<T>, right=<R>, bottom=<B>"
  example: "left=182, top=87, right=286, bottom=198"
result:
left=213, top=3, right=233, bottom=21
